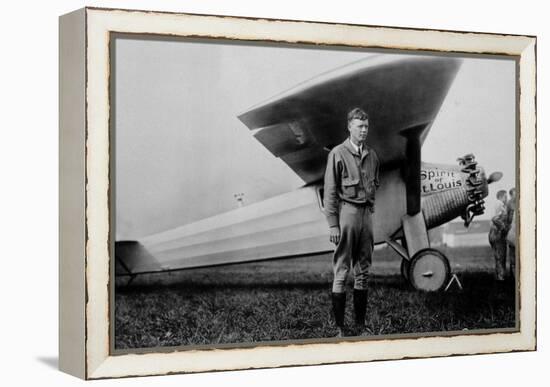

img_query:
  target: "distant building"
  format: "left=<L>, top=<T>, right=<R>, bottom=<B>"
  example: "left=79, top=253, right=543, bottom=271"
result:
left=428, top=226, right=445, bottom=247
left=442, top=219, right=491, bottom=247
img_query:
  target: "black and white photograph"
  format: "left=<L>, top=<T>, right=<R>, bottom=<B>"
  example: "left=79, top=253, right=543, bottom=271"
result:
left=112, top=35, right=518, bottom=350
left=4, top=0, right=546, bottom=384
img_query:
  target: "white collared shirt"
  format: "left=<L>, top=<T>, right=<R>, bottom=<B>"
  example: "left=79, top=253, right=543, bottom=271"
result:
left=349, top=139, right=363, bottom=155
left=493, top=200, right=506, bottom=217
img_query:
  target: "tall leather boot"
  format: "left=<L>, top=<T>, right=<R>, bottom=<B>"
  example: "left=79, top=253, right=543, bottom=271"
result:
left=331, top=292, right=346, bottom=337
left=353, top=289, right=368, bottom=336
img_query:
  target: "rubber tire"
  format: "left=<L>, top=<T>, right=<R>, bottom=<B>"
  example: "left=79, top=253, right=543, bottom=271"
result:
left=401, top=259, right=411, bottom=281
left=408, top=248, right=451, bottom=292
left=400, top=238, right=410, bottom=281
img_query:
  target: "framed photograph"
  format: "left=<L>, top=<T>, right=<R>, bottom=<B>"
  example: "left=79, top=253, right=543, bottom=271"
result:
left=59, top=7, right=537, bottom=380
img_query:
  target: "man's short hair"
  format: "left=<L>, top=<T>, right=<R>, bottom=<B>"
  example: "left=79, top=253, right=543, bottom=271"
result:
left=497, top=190, right=507, bottom=200
left=509, top=187, right=516, bottom=196
left=347, top=107, right=369, bottom=123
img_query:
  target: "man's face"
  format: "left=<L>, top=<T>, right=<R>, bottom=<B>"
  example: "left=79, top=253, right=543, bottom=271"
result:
left=500, top=194, right=508, bottom=204
left=348, top=118, right=369, bottom=145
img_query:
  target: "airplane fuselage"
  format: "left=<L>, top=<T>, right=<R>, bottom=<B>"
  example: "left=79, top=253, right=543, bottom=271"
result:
left=124, top=160, right=489, bottom=274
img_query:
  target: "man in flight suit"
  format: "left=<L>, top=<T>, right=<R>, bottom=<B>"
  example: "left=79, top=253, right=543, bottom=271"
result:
left=489, top=189, right=508, bottom=281
left=323, top=107, right=380, bottom=337
left=505, top=187, right=517, bottom=278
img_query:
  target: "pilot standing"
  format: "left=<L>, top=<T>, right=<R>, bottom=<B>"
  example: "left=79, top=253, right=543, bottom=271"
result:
left=489, top=190, right=508, bottom=281
left=323, top=107, right=380, bottom=337
left=505, top=188, right=517, bottom=278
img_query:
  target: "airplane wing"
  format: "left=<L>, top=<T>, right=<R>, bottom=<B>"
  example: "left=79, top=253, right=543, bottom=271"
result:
left=121, top=56, right=464, bottom=276
left=238, top=55, right=462, bottom=185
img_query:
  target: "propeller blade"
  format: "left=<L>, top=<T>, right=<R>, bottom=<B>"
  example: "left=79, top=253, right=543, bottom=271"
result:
left=487, top=171, right=503, bottom=184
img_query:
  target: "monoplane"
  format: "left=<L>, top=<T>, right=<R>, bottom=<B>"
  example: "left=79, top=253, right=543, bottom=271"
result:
left=116, top=55, right=502, bottom=292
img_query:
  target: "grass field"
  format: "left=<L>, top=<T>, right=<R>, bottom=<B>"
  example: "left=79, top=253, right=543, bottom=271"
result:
left=114, top=245, right=516, bottom=350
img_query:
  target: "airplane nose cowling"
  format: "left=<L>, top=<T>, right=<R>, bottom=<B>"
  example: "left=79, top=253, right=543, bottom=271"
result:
left=421, top=154, right=490, bottom=229
left=422, top=186, right=470, bottom=229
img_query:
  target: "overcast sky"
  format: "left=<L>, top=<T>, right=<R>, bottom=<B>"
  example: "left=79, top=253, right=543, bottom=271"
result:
left=114, top=37, right=515, bottom=240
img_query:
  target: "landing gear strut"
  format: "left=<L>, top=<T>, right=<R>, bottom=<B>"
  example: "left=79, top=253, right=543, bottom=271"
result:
left=388, top=213, right=451, bottom=292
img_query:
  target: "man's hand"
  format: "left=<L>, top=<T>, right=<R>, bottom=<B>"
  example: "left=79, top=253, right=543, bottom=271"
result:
left=329, top=226, right=341, bottom=245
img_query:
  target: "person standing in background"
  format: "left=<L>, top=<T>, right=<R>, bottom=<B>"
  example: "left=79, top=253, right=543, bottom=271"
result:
left=506, top=188, right=517, bottom=278
left=489, top=190, right=508, bottom=281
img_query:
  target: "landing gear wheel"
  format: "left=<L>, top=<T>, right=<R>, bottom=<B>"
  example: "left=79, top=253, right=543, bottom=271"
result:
left=408, top=248, right=450, bottom=292
left=400, top=259, right=410, bottom=281
left=400, top=238, right=410, bottom=281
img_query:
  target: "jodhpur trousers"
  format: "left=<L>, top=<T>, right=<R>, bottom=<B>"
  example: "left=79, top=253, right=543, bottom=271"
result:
left=332, top=201, right=373, bottom=293
left=507, top=243, right=516, bottom=278
left=489, top=227, right=507, bottom=281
